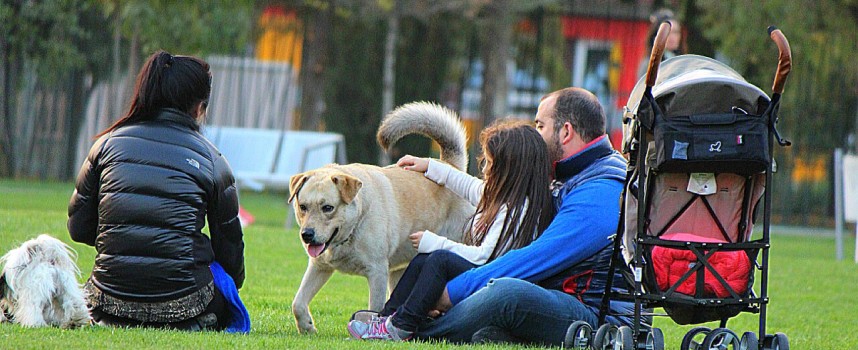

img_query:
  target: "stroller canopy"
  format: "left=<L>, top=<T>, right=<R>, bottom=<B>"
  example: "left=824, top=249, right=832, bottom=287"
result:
left=627, top=55, right=770, bottom=117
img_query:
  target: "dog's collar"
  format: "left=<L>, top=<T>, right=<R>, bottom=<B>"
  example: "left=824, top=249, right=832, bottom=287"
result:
left=326, top=228, right=339, bottom=247
left=333, top=233, right=352, bottom=248
left=329, top=227, right=355, bottom=248
left=334, top=209, right=368, bottom=248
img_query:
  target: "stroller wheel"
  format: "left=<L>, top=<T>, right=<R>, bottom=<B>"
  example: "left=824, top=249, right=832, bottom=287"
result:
left=645, top=328, right=665, bottom=350
left=739, top=332, right=759, bottom=350
left=592, top=323, right=617, bottom=350
left=563, top=320, right=592, bottom=349
left=680, top=326, right=711, bottom=350
left=617, top=326, right=634, bottom=350
left=762, top=332, right=790, bottom=350
left=702, top=328, right=740, bottom=349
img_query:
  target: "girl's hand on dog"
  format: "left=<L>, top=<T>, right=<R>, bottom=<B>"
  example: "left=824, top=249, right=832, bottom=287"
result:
left=397, top=155, right=429, bottom=173
left=409, top=231, right=424, bottom=249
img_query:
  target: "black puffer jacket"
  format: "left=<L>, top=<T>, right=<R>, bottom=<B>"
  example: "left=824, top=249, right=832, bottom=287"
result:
left=68, top=108, right=244, bottom=302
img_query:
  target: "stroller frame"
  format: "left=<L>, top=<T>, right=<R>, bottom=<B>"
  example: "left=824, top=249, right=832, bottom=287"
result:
left=580, top=24, right=793, bottom=350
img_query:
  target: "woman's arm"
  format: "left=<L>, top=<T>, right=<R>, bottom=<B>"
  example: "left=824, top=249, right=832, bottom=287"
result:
left=68, top=137, right=107, bottom=246
left=208, top=154, right=246, bottom=289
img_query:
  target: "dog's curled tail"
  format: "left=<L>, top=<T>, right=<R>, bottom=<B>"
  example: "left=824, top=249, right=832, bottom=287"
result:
left=377, top=102, right=468, bottom=171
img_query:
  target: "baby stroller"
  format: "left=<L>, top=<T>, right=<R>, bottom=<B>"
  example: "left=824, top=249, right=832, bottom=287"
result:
left=567, top=24, right=792, bottom=350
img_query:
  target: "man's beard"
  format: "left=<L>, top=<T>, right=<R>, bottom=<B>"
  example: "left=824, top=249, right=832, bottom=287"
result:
left=547, top=132, right=564, bottom=163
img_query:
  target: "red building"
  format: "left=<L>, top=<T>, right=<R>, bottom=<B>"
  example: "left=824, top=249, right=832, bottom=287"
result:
left=558, top=1, right=671, bottom=150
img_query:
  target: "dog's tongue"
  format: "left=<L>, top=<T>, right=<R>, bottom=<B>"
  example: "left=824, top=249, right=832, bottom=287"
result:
left=306, top=243, right=326, bottom=258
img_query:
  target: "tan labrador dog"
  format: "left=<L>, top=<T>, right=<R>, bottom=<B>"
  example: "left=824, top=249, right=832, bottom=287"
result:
left=288, top=102, right=474, bottom=334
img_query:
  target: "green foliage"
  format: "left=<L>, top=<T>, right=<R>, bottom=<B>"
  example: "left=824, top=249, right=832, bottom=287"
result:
left=0, top=0, right=106, bottom=85
left=392, top=14, right=472, bottom=158
left=0, top=1, right=256, bottom=84
left=111, top=0, right=256, bottom=57
left=323, top=16, right=385, bottom=164
left=1, top=179, right=857, bottom=348
left=321, top=8, right=469, bottom=164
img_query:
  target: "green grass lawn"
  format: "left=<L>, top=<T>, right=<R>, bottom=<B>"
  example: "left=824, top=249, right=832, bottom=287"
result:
left=1, top=179, right=855, bottom=349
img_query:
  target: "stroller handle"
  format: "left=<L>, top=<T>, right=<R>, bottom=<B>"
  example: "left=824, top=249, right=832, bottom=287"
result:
left=768, top=26, right=792, bottom=94
left=645, top=21, right=672, bottom=87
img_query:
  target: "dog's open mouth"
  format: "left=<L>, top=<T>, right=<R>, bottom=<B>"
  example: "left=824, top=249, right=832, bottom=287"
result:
left=305, top=228, right=338, bottom=258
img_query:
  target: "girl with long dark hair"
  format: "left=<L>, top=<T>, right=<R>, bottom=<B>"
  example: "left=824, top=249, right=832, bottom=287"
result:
left=348, top=120, right=555, bottom=341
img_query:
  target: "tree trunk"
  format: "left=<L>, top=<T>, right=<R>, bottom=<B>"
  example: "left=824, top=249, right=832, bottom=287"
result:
left=470, top=0, right=513, bottom=174
left=479, top=0, right=512, bottom=129
left=128, top=23, right=140, bottom=90
left=682, top=0, right=714, bottom=57
left=378, top=4, right=400, bottom=166
left=65, top=71, right=92, bottom=179
left=0, top=35, right=14, bottom=176
left=298, top=1, right=332, bottom=132
left=111, top=5, right=122, bottom=122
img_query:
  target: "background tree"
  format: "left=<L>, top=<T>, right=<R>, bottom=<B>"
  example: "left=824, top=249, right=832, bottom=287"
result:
left=0, top=0, right=109, bottom=177
left=0, top=0, right=255, bottom=178
left=694, top=0, right=858, bottom=224
left=294, top=0, right=333, bottom=132
left=320, top=2, right=473, bottom=165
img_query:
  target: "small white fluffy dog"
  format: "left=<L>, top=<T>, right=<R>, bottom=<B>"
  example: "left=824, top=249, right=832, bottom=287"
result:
left=0, top=234, right=90, bottom=328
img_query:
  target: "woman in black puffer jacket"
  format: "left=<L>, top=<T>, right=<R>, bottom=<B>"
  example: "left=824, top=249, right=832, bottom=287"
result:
left=68, top=50, right=245, bottom=331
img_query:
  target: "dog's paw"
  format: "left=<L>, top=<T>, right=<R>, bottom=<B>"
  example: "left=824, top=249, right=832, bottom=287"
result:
left=294, top=313, right=317, bottom=334
left=297, top=321, right=318, bottom=335
left=292, top=304, right=317, bottom=334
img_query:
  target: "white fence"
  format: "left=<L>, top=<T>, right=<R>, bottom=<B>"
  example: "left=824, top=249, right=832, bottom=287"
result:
left=75, top=55, right=314, bottom=174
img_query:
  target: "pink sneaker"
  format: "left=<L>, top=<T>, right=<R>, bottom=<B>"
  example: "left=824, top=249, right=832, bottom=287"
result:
left=361, top=315, right=412, bottom=341
left=347, top=318, right=371, bottom=339
left=347, top=310, right=380, bottom=339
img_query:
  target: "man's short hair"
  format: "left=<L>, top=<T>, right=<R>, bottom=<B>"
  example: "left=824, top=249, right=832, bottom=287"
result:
left=546, top=87, right=606, bottom=143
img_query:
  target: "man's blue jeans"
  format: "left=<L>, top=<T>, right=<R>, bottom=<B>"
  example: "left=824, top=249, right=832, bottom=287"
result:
left=414, top=277, right=600, bottom=346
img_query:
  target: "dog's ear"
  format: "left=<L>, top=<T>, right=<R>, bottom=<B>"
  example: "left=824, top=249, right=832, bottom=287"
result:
left=289, top=173, right=310, bottom=203
left=331, top=174, right=362, bottom=204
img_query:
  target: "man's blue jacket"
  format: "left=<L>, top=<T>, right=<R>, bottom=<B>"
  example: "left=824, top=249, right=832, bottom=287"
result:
left=446, top=135, right=637, bottom=326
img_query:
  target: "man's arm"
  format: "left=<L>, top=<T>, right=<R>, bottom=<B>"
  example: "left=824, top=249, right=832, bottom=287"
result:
left=444, top=179, right=622, bottom=304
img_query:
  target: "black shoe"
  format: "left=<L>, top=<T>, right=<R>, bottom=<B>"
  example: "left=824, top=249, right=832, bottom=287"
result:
left=471, top=326, right=523, bottom=344
left=350, top=309, right=380, bottom=323
left=193, top=313, right=218, bottom=331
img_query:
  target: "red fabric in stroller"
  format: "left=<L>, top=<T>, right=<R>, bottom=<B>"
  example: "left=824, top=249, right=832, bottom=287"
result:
left=636, top=172, right=762, bottom=299
left=652, top=233, right=751, bottom=298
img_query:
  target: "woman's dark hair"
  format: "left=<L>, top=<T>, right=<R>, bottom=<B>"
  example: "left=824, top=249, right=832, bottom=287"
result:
left=645, top=8, right=686, bottom=54
left=97, top=50, right=211, bottom=137
left=464, top=120, right=556, bottom=261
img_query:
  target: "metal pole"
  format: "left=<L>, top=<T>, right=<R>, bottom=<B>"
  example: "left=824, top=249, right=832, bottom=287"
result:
left=854, top=221, right=858, bottom=264
left=835, top=148, right=843, bottom=261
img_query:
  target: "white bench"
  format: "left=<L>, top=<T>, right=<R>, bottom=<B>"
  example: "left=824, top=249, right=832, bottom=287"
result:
left=202, top=126, right=346, bottom=191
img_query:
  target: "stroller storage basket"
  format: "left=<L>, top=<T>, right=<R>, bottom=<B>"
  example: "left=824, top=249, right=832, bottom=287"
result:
left=654, top=113, right=769, bottom=175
